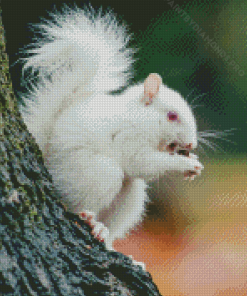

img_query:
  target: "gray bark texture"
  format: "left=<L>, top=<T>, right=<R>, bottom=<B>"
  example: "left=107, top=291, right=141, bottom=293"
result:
left=0, top=6, right=162, bottom=296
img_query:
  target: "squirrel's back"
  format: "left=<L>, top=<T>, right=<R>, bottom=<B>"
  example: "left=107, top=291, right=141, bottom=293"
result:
left=20, top=5, right=135, bottom=150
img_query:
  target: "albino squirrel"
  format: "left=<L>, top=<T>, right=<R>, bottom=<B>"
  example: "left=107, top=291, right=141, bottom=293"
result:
left=20, top=5, right=203, bottom=251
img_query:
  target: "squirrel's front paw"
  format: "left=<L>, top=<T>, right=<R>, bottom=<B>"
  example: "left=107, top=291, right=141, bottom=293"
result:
left=182, top=157, right=203, bottom=180
left=80, top=211, right=109, bottom=243
left=174, top=154, right=203, bottom=180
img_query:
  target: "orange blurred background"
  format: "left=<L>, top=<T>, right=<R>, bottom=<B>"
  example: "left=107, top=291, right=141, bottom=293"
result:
left=114, top=155, right=247, bottom=296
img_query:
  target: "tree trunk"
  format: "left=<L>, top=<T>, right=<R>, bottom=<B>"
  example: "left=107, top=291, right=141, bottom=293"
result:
left=0, top=6, right=162, bottom=296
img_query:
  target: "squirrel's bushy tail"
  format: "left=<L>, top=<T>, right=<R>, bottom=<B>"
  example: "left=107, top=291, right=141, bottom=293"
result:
left=20, top=5, right=134, bottom=148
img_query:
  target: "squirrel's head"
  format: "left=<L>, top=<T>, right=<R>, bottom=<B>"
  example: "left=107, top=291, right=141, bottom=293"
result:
left=141, top=73, right=198, bottom=153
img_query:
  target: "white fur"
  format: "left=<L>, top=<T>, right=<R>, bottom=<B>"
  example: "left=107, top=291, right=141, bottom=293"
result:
left=20, top=5, right=203, bottom=249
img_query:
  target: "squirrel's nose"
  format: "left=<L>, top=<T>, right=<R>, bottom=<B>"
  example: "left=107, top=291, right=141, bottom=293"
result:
left=185, top=143, right=193, bottom=150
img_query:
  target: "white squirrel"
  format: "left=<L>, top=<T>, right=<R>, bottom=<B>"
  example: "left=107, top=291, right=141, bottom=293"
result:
left=20, top=5, right=203, bottom=251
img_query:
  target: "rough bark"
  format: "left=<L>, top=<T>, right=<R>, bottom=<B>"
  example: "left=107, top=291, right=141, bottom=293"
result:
left=0, top=6, right=162, bottom=296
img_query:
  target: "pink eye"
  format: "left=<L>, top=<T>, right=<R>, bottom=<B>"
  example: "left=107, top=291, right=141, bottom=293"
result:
left=167, top=111, right=179, bottom=121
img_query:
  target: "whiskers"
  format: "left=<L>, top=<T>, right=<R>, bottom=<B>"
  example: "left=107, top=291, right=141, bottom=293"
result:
left=187, top=90, right=206, bottom=110
left=197, top=128, right=237, bottom=154
left=187, top=91, right=236, bottom=155
left=190, top=94, right=206, bottom=110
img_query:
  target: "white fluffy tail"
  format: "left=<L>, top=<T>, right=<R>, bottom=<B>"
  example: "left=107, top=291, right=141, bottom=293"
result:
left=20, top=5, right=134, bottom=149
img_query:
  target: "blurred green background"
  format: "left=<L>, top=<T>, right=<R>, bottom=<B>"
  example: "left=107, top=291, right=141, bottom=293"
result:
left=133, top=0, right=246, bottom=156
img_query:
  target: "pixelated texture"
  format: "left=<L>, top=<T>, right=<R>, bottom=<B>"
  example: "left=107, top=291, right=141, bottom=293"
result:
left=0, top=10, right=162, bottom=296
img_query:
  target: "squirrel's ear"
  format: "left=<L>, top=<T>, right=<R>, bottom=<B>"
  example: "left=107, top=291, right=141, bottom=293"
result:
left=142, top=73, right=162, bottom=105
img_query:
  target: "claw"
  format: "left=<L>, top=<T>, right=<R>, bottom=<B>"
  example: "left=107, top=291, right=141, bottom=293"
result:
left=92, top=222, right=109, bottom=242
left=79, top=211, right=109, bottom=243
left=80, top=211, right=95, bottom=228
